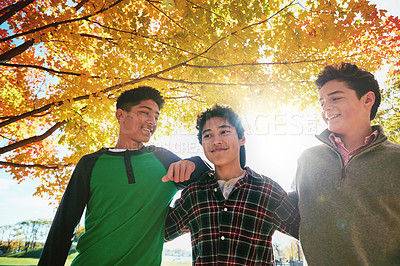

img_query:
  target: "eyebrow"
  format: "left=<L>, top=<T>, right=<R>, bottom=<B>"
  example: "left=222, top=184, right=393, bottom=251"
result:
left=137, top=105, right=160, bottom=116
left=202, top=124, right=232, bottom=135
left=319, top=90, right=344, bottom=102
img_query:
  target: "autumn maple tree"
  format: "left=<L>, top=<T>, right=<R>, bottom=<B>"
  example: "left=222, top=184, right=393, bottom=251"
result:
left=1, top=0, right=399, bottom=201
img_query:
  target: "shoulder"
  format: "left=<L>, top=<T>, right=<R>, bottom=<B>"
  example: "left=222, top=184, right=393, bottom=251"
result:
left=302, top=144, right=331, bottom=154
left=298, top=144, right=332, bottom=161
left=146, top=145, right=181, bottom=164
left=77, top=148, right=107, bottom=164
left=376, top=139, right=400, bottom=157
left=192, top=171, right=214, bottom=186
left=181, top=171, right=213, bottom=192
left=245, top=167, right=283, bottom=189
left=245, top=167, right=267, bottom=182
left=147, top=145, right=178, bottom=157
left=146, top=145, right=169, bottom=153
left=244, top=168, right=288, bottom=202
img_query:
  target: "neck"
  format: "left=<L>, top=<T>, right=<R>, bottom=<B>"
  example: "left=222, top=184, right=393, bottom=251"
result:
left=337, top=125, right=373, bottom=152
left=114, top=138, right=143, bottom=150
left=215, top=164, right=244, bottom=182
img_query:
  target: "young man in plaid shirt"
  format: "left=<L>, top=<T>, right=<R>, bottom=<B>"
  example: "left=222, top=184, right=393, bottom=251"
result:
left=164, top=105, right=300, bottom=265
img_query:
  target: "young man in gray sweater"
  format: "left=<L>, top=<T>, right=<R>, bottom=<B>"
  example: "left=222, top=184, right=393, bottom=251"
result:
left=294, top=62, right=400, bottom=265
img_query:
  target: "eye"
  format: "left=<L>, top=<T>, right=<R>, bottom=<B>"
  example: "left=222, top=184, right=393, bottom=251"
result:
left=140, top=111, right=149, bottom=115
left=332, top=97, right=342, bottom=101
left=203, top=133, right=211, bottom=139
left=221, top=130, right=230, bottom=135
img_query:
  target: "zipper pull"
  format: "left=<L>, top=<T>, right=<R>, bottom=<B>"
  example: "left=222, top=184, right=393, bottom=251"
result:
left=338, top=168, right=345, bottom=187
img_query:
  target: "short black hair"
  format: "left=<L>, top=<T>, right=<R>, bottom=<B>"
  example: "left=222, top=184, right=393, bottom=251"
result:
left=116, top=86, right=165, bottom=111
left=196, top=104, right=246, bottom=168
left=315, top=62, right=381, bottom=120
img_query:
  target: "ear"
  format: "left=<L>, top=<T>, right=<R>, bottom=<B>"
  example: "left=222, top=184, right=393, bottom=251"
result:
left=239, top=134, right=246, bottom=146
left=116, top=109, right=126, bottom=122
left=363, top=91, right=375, bottom=109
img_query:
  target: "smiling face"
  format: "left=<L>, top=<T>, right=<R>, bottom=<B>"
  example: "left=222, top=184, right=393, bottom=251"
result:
left=319, top=80, right=374, bottom=136
left=116, top=99, right=160, bottom=149
left=201, top=117, right=245, bottom=169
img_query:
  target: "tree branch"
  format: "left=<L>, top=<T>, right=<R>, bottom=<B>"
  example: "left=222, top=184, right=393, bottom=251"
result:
left=0, top=3, right=305, bottom=130
left=146, top=0, right=204, bottom=42
left=88, top=19, right=214, bottom=60
left=183, top=59, right=327, bottom=69
left=0, top=0, right=126, bottom=43
left=0, top=62, right=102, bottom=77
left=152, top=76, right=294, bottom=86
left=172, top=1, right=297, bottom=66
left=0, top=0, right=34, bottom=26
left=146, top=0, right=188, bottom=33
left=0, top=39, right=34, bottom=63
left=164, top=95, right=203, bottom=102
left=0, top=161, right=71, bottom=169
left=0, top=121, right=67, bottom=154
left=0, top=101, right=64, bottom=128
left=184, top=0, right=225, bottom=20
left=80, top=33, right=116, bottom=43
left=75, top=0, right=90, bottom=11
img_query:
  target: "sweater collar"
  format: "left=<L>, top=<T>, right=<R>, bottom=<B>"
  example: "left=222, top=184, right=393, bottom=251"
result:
left=316, top=125, right=387, bottom=148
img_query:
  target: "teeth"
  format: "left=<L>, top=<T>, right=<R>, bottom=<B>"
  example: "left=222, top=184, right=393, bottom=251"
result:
left=326, top=114, right=339, bottom=120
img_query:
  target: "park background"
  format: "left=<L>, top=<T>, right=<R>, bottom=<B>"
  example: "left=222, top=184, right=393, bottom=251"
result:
left=1, top=0, right=400, bottom=264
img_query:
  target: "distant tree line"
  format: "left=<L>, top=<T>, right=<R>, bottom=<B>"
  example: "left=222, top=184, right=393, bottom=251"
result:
left=0, top=219, right=51, bottom=255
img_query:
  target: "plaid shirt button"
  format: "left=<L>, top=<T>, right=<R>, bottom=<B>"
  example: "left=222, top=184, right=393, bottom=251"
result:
left=223, top=207, right=228, bottom=211
left=214, top=188, right=218, bottom=192
left=220, top=236, right=225, bottom=240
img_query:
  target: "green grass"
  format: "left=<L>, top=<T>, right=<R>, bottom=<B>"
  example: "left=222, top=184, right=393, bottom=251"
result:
left=5, top=248, right=42, bottom=258
left=0, top=254, right=187, bottom=266
left=0, top=257, right=38, bottom=265
left=0, top=253, right=77, bottom=266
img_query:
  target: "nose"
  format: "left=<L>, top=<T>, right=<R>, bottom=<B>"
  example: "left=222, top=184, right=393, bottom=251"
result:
left=322, top=101, right=332, bottom=112
left=212, top=135, right=222, bottom=145
left=147, top=114, right=157, bottom=125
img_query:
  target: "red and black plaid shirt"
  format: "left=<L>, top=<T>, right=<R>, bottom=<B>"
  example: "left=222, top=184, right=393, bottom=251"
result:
left=165, top=167, right=300, bottom=265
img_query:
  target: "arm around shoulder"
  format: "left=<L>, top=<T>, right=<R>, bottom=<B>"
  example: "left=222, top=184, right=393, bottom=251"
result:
left=154, top=146, right=211, bottom=188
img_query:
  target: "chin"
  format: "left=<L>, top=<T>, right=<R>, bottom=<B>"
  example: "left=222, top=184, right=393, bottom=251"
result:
left=137, top=137, right=151, bottom=144
left=328, top=126, right=345, bottom=135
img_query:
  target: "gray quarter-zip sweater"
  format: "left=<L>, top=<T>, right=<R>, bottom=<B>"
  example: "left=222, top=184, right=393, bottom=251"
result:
left=295, top=125, right=400, bottom=265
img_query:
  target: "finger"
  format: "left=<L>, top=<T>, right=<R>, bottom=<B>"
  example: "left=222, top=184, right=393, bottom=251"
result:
left=161, top=175, right=170, bottom=182
left=165, top=163, right=175, bottom=181
left=183, top=162, right=195, bottom=181
left=178, top=163, right=186, bottom=182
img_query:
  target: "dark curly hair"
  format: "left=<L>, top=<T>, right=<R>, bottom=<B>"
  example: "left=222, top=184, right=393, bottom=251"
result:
left=315, top=62, right=381, bottom=120
left=116, top=86, right=165, bottom=111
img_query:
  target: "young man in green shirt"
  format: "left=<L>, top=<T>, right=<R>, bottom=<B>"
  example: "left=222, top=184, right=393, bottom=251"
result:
left=39, top=86, right=209, bottom=266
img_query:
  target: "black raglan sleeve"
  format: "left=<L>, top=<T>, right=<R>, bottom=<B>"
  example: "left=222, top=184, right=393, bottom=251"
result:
left=38, top=152, right=100, bottom=266
left=152, top=146, right=210, bottom=189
